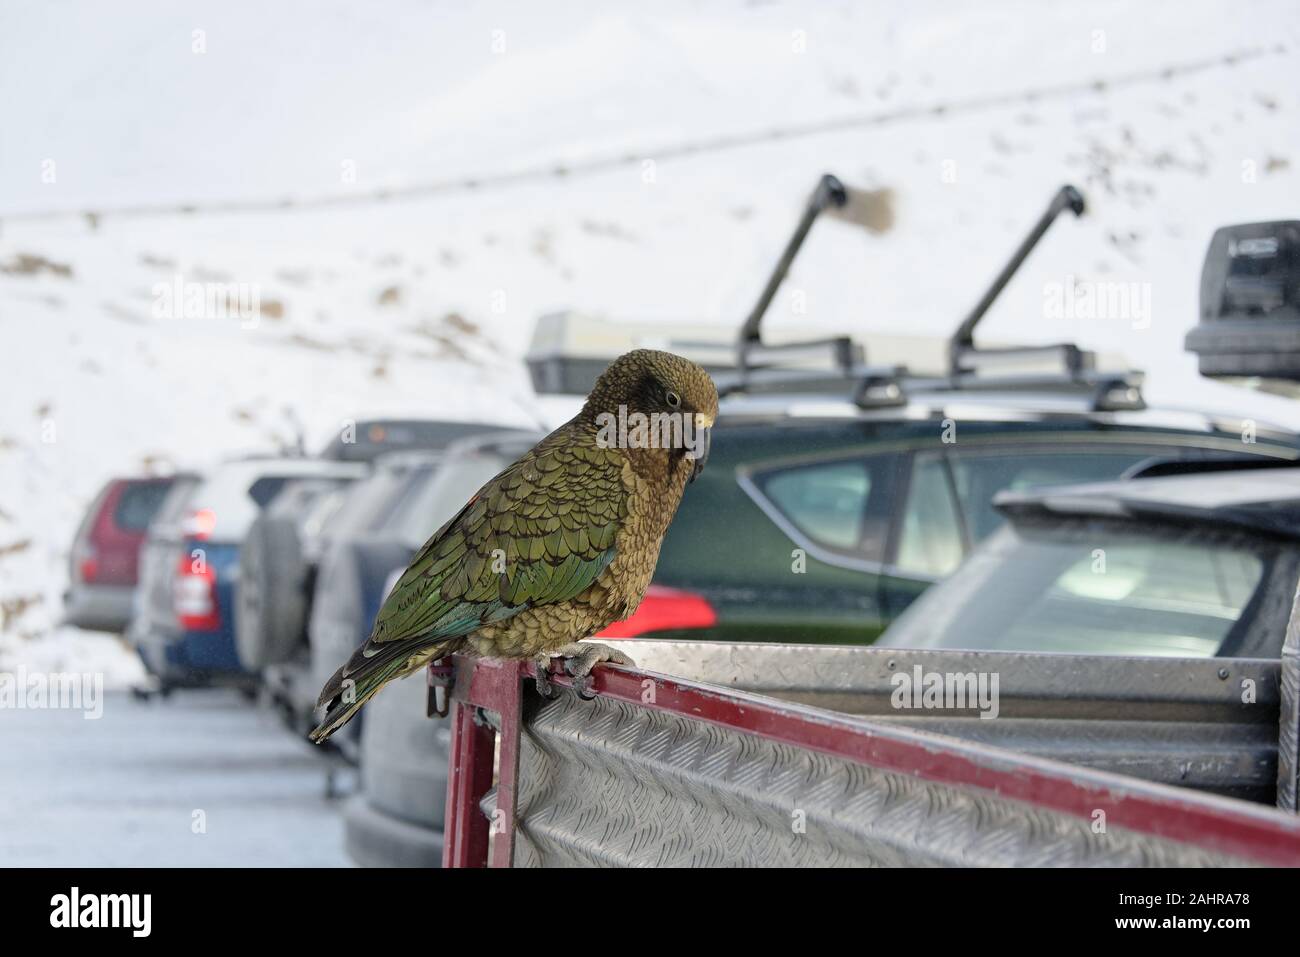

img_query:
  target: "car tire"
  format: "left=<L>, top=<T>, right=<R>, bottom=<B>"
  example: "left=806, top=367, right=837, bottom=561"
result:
left=343, top=794, right=444, bottom=868
left=235, top=515, right=308, bottom=669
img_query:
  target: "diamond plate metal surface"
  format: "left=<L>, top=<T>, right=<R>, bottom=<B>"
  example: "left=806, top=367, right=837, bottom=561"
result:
left=507, top=690, right=1243, bottom=868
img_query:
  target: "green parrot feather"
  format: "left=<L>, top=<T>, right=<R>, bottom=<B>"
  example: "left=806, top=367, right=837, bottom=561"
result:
left=309, top=431, right=624, bottom=741
left=309, top=347, right=719, bottom=744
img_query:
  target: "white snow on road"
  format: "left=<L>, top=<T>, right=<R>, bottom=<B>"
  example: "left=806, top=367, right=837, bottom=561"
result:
left=0, top=690, right=351, bottom=866
left=0, top=626, right=147, bottom=690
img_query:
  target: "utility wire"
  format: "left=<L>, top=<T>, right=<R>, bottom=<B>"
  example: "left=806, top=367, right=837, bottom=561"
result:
left=0, top=44, right=1285, bottom=228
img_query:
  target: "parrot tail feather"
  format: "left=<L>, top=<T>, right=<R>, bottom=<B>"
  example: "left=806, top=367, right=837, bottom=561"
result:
left=308, top=637, right=455, bottom=744
left=307, top=657, right=406, bottom=744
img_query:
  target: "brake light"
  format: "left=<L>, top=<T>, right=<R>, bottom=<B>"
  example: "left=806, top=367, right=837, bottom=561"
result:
left=184, top=508, right=217, bottom=540
left=174, top=553, right=221, bottom=631
left=596, top=586, right=717, bottom=639
left=73, top=542, right=99, bottom=583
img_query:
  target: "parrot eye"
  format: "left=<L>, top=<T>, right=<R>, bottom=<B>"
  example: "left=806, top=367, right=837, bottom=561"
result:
left=665, top=389, right=682, bottom=409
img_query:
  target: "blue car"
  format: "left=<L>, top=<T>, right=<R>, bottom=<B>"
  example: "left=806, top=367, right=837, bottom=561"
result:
left=130, top=457, right=364, bottom=690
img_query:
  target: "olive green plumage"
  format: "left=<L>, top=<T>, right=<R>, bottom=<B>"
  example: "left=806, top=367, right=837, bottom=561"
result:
left=309, top=349, right=719, bottom=742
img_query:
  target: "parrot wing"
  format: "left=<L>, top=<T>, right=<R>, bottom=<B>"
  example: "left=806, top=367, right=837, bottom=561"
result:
left=313, top=433, right=627, bottom=726
left=371, top=436, right=626, bottom=645
left=309, top=436, right=624, bottom=738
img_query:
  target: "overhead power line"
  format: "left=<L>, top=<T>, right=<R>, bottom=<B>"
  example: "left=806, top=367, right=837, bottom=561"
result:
left=0, top=44, right=1285, bottom=228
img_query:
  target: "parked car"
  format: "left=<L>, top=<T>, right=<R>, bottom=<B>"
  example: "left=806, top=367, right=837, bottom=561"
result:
left=63, top=474, right=192, bottom=633
left=129, top=456, right=364, bottom=691
left=235, top=473, right=362, bottom=673
left=877, top=462, right=1300, bottom=657
left=525, top=180, right=1300, bottom=645
left=297, top=433, right=541, bottom=732
left=320, top=432, right=541, bottom=865
left=244, top=422, right=524, bottom=722
left=127, top=474, right=204, bottom=689
left=337, top=391, right=1300, bottom=865
left=317, top=418, right=516, bottom=463
left=648, top=390, right=1300, bottom=644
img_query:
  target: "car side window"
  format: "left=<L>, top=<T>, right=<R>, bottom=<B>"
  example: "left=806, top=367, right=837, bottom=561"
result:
left=895, top=453, right=964, bottom=577
left=948, top=450, right=1158, bottom=542
left=751, top=456, right=893, bottom=561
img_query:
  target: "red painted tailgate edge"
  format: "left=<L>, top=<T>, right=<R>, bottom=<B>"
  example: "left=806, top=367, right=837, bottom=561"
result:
left=446, top=656, right=1300, bottom=866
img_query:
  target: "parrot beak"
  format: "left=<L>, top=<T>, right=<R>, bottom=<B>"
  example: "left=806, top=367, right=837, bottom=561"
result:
left=689, top=427, right=711, bottom=483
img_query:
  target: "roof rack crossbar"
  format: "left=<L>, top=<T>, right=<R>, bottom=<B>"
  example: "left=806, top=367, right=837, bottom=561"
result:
left=738, top=336, right=860, bottom=371
left=953, top=342, right=1090, bottom=377
left=949, top=184, right=1086, bottom=378
left=714, top=362, right=902, bottom=398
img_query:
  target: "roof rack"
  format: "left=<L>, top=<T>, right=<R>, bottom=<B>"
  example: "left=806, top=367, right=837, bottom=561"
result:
left=713, top=362, right=909, bottom=408
left=726, top=175, right=1140, bottom=410
left=733, top=173, right=864, bottom=385
left=526, top=177, right=1144, bottom=414
left=934, top=183, right=1145, bottom=411
left=718, top=365, right=1143, bottom=412
left=904, top=368, right=1145, bottom=412
left=947, top=184, right=1087, bottom=379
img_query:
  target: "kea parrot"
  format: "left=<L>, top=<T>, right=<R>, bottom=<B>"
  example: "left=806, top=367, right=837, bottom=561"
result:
left=309, top=349, right=718, bottom=742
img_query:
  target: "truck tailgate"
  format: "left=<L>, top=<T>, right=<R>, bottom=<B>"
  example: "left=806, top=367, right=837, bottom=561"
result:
left=440, top=642, right=1300, bottom=867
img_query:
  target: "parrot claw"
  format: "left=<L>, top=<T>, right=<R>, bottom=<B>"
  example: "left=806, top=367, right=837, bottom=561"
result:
left=556, top=641, right=636, bottom=676
left=532, top=655, right=558, bottom=700
left=572, top=673, right=598, bottom=700
left=533, top=643, right=634, bottom=700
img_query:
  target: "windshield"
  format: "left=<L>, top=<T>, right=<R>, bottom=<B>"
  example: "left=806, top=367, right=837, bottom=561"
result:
left=878, top=517, right=1271, bottom=657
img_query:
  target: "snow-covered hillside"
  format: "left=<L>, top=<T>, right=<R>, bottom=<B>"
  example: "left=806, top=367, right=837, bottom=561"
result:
left=1, top=0, right=1298, bottom=657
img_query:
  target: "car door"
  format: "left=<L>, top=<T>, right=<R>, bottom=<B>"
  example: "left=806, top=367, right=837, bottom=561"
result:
left=725, top=450, right=906, bottom=643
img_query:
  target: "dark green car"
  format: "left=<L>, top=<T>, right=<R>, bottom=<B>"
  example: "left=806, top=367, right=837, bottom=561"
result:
left=536, top=183, right=1300, bottom=647
left=646, top=388, right=1299, bottom=645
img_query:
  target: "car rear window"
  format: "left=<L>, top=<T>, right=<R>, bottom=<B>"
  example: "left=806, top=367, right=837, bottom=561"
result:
left=947, top=449, right=1174, bottom=542
left=113, top=481, right=174, bottom=531
left=880, top=519, right=1271, bottom=657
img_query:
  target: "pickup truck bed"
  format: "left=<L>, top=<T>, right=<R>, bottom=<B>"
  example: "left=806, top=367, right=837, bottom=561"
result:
left=439, top=642, right=1300, bottom=867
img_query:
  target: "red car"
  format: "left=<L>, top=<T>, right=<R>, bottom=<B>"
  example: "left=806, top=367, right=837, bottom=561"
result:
left=63, top=475, right=193, bottom=633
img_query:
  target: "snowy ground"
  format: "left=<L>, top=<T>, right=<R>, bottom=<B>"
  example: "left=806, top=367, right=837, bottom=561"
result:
left=0, top=626, right=148, bottom=690
left=0, top=689, right=351, bottom=866
left=3, top=1, right=1299, bottom=662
